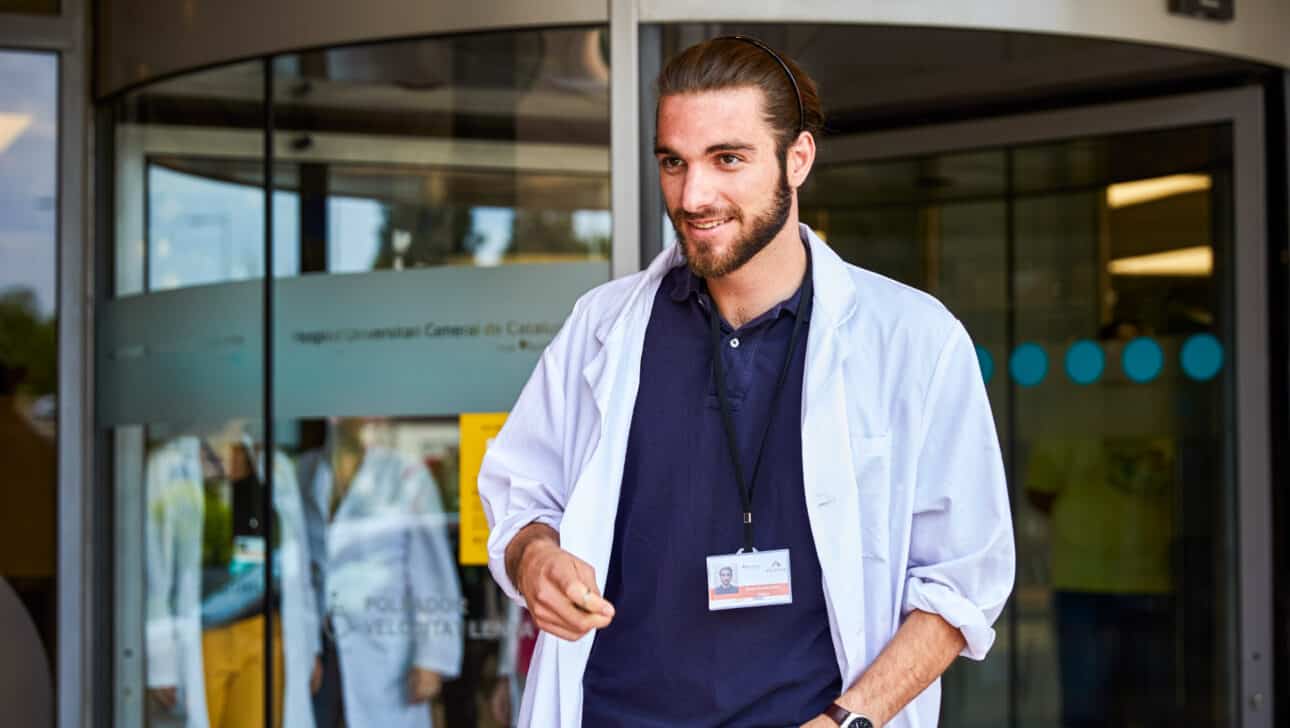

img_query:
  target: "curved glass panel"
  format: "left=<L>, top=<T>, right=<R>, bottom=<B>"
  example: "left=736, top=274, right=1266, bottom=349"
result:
left=103, top=25, right=610, bottom=728
left=269, top=30, right=609, bottom=727
left=104, top=60, right=275, bottom=728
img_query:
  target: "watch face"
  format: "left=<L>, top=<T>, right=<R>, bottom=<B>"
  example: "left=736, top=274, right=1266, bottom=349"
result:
left=846, top=719, right=873, bottom=728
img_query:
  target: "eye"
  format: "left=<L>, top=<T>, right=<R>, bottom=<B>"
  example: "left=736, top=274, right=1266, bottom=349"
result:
left=717, top=153, right=742, bottom=167
left=659, top=156, right=684, bottom=171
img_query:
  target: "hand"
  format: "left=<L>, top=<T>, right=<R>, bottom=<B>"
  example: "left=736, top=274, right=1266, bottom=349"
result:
left=801, top=716, right=837, bottom=728
left=517, top=538, right=615, bottom=642
left=310, top=656, right=324, bottom=695
left=147, top=686, right=178, bottom=711
left=488, top=677, right=511, bottom=724
left=407, top=667, right=442, bottom=704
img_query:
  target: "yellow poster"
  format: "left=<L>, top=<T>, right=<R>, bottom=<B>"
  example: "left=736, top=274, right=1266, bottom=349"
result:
left=458, top=412, right=508, bottom=566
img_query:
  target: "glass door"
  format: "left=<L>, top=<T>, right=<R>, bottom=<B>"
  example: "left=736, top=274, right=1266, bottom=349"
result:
left=799, top=88, right=1271, bottom=728
left=102, top=25, right=613, bottom=728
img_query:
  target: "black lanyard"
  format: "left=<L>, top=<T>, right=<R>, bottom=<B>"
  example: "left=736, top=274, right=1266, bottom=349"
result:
left=707, top=269, right=813, bottom=552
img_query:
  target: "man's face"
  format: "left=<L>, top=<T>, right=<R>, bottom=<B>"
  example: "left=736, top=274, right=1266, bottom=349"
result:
left=720, top=568, right=733, bottom=586
left=655, top=87, right=792, bottom=279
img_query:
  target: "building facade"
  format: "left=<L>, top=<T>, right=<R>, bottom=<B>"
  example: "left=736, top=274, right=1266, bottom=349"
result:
left=0, top=1, right=1287, bottom=726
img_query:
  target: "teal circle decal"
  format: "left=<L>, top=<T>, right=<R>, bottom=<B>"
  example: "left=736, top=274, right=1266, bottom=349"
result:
left=1009, top=343, right=1048, bottom=387
left=1122, top=337, right=1164, bottom=383
left=976, top=345, right=994, bottom=384
left=1180, top=333, right=1223, bottom=381
left=1064, top=339, right=1104, bottom=385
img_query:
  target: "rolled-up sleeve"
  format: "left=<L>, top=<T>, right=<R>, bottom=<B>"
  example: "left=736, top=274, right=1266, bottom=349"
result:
left=479, top=300, right=582, bottom=605
left=902, top=320, right=1015, bottom=660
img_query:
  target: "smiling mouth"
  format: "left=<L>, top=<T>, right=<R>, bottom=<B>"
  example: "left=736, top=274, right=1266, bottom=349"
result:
left=688, top=218, right=733, bottom=231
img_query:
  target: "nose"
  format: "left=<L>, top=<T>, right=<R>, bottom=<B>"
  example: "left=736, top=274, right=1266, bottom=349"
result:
left=679, top=166, right=717, bottom=215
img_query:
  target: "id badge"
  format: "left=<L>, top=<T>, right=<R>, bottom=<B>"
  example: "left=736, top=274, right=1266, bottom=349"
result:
left=230, top=535, right=266, bottom=575
left=706, top=548, right=792, bottom=611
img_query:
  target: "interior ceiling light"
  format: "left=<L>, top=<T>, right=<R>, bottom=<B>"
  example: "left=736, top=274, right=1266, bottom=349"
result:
left=0, top=112, right=33, bottom=154
left=1108, top=245, right=1212, bottom=277
left=1105, top=173, right=1211, bottom=209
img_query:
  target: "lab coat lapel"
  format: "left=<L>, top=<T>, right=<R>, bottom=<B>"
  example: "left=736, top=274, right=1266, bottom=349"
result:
left=799, top=225, right=865, bottom=680
left=555, top=246, right=680, bottom=725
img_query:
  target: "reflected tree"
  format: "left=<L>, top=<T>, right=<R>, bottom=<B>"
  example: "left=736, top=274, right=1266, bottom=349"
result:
left=0, top=288, right=56, bottom=396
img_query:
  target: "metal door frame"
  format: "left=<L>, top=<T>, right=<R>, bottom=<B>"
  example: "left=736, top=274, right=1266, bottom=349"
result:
left=0, top=5, right=95, bottom=728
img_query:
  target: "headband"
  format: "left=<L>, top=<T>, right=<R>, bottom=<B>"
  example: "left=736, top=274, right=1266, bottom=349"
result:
left=714, top=35, right=805, bottom=134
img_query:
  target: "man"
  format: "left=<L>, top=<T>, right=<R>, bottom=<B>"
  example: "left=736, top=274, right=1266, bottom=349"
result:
left=479, top=37, right=1014, bottom=727
left=714, top=566, right=739, bottom=596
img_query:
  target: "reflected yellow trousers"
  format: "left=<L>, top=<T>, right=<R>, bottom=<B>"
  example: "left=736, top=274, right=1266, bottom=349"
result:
left=201, top=614, right=284, bottom=728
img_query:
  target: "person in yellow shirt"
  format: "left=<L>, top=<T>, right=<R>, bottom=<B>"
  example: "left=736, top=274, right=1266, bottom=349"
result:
left=1027, top=435, right=1178, bottom=728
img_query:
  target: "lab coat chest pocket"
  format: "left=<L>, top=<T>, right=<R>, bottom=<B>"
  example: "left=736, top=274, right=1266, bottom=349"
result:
left=851, top=432, right=892, bottom=561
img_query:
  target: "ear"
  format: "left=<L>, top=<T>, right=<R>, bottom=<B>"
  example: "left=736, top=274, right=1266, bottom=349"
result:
left=786, top=130, right=816, bottom=189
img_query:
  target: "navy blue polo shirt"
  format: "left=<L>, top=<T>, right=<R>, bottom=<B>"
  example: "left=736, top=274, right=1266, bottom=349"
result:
left=582, top=249, right=841, bottom=727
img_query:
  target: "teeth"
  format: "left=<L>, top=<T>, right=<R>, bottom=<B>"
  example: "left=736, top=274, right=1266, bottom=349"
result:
left=691, top=219, right=729, bottom=230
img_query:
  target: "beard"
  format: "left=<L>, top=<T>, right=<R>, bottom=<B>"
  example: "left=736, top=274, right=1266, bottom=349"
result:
left=670, top=166, right=793, bottom=279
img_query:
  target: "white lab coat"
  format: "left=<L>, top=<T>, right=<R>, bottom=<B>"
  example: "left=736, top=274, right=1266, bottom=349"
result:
left=479, top=225, right=1015, bottom=727
left=144, top=437, right=320, bottom=728
left=309, top=446, right=464, bottom=728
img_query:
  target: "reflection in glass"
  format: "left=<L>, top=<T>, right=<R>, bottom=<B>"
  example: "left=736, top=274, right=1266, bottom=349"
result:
left=1026, top=431, right=1177, bottom=726
left=143, top=424, right=313, bottom=727
left=273, top=27, right=611, bottom=279
left=147, top=163, right=300, bottom=289
left=801, top=124, right=1233, bottom=726
left=107, top=25, right=610, bottom=727
left=105, top=61, right=293, bottom=728
left=269, top=29, right=610, bottom=727
left=0, top=48, right=57, bottom=728
left=295, top=419, right=463, bottom=728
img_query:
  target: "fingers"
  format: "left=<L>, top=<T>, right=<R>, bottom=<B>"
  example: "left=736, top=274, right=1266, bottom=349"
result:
left=562, top=573, right=614, bottom=619
left=572, top=559, right=616, bottom=618
left=525, top=551, right=614, bottom=641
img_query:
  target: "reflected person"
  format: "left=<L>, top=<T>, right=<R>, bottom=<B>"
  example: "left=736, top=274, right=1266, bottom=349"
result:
left=1026, top=325, right=1178, bottom=728
left=144, top=430, right=319, bottom=728
left=297, top=418, right=463, bottom=728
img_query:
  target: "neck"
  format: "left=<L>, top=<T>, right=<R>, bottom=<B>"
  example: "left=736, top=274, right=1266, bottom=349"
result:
left=706, top=212, right=807, bottom=328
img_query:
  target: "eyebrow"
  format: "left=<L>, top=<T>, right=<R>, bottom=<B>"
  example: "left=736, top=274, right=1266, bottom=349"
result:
left=654, top=142, right=757, bottom=156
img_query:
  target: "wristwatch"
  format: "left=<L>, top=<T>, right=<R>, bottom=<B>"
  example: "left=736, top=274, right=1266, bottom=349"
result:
left=824, top=702, right=874, bottom=728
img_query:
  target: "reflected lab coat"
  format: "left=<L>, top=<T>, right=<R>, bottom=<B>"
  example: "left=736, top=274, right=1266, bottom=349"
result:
left=144, top=437, right=320, bottom=728
left=478, top=225, right=1016, bottom=727
left=302, top=446, right=464, bottom=728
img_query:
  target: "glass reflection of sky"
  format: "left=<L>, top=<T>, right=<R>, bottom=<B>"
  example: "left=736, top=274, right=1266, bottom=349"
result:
left=0, top=51, right=57, bottom=317
left=329, top=196, right=384, bottom=273
left=147, top=166, right=300, bottom=288
left=151, top=167, right=612, bottom=279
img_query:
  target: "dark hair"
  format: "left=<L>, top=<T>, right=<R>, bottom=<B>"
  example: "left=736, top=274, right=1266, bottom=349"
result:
left=656, top=36, right=824, bottom=159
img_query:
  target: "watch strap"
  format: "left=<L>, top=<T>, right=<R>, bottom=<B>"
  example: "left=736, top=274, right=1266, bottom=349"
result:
left=824, top=702, right=852, bottom=725
left=824, top=702, right=875, bottom=728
